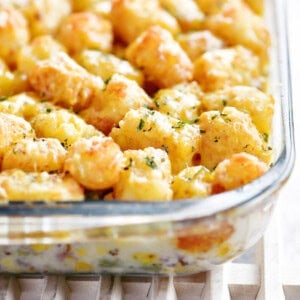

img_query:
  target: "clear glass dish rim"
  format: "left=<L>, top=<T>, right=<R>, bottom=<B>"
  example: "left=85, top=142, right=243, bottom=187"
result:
left=0, top=0, right=295, bottom=225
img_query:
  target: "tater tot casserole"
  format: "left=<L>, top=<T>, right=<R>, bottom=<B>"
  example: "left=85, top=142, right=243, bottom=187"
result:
left=0, top=0, right=294, bottom=275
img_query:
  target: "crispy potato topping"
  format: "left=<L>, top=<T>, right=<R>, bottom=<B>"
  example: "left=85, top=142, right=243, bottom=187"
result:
left=0, top=0, right=272, bottom=201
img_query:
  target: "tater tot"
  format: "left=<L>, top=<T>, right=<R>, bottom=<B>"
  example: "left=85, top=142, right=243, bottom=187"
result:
left=194, top=46, right=263, bottom=92
left=0, top=92, right=57, bottom=121
left=172, top=166, right=213, bottom=199
left=110, top=107, right=202, bottom=174
left=2, top=138, right=66, bottom=172
left=72, top=0, right=112, bottom=19
left=153, top=81, right=202, bottom=121
left=199, top=107, right=271, bottom=169
left=80, top=74, right=152, bottom=135
left=126, top=26, right=193, bottom=88
left=75, top=50, right=143, bottom=85
left=57, top=12, right=112, bottom=54
left=17, top=35, right=66, bottom=76
left=31, top=109, right=102, bottom=148
left=195, top=0, right=228, bottom=15
left=111, top=0, right=179, bottom=44
left=201, top=85, right=274, bottom=134
left=72, top=0, right=98, bottom=11
left=0, top=112, right=34, bottom=157
left=64, top=136, right=123, bottom=190
left=113, top=147, right=172, bottom=201
left=244, top=0, right=264, bottom=15
left=177, top=31, right=224, bottom=62
left=0, top=60, right=29, bottom=97
left=88, top=1, right=112, bottom=18
left=212, top=152, right=269, bottom=192
left=29, top=52, right=104, bottom=110
left=19, top=0, right=71, bottom=37
left=0, top=7, right=29, bottom=68
left=203, top=0, right=270, bottom=65
left=159, top=0, right=204, bottom=31
left=0, top=169, right=84, bottom=201
left=0, top=91, right=36, bottom=117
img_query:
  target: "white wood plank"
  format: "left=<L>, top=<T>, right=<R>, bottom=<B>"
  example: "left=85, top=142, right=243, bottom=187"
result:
left=5, top=277, right=20, bottom=300
left=227, top=263, right=260, bottom=286
left=110, top=276, right=122, bottom=300
left=66, top=277, right=101, bottom=300
left=148, top=277, right=158, bottom=300
left=228, top=263, right=260, bottom=299
left=256, top=207, right=285, bottom=300
left=18, top=277, right=45, bottom=300
left=201, top=265, right=230, bottom=300
left=53, top=276, right=70, bottom=300
left=152, top=276, right=177, bottom=300
left=41, top=276, right=60, bottom=300
left=0, top=276, right=9, bottom=299
left=166, top=276, right=177, bottom=300
left=99, top=276, right=113, bottom=300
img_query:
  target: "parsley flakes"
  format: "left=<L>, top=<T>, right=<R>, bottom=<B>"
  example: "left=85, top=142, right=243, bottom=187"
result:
left=137, top=119, right=145, bottom=131
left=145, top=156, right=157, bottom=169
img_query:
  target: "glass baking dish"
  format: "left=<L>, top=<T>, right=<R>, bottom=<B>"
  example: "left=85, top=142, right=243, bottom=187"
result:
left=0, top=0, right=294, bottom=275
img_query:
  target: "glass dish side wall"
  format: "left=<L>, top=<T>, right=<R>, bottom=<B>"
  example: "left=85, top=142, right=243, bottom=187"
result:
left=0, top=192, right=278, bottom=274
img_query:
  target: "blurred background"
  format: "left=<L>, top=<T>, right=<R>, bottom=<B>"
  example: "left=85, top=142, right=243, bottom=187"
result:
left=279, top=0, right=300, bottom=266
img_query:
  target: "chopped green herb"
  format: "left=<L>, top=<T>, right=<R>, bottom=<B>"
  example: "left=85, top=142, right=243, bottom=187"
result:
left=268, top=146, right=272, bottom=151
left=189, top=118, right=199, bottom=124
left=137, top=119, right=145, bottom=131
left=191, top=167, right=206, bottom=180
left=262, top=133, right=269, bottom=143
left=172, top=120, right=186, bottom=129
left=46, top=108, right=52, bottom=113
left=144, top=108, right=155, bottom=116
left=224, top=118, right=232, bottom=123
left=153, top=98, right=160, bottom=108
left=104, top=76, right=112, bottom=84
left=220, top=113, right=227, bottom=117
left=211, top=114, right=218, bottom=120
left=0, top=97, right=7, bottom=101
left=222, top=99, right=227, bottom=106
left=145, top=156, right=157, bottom=169
left=171, top=118, right=198, bottom=129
